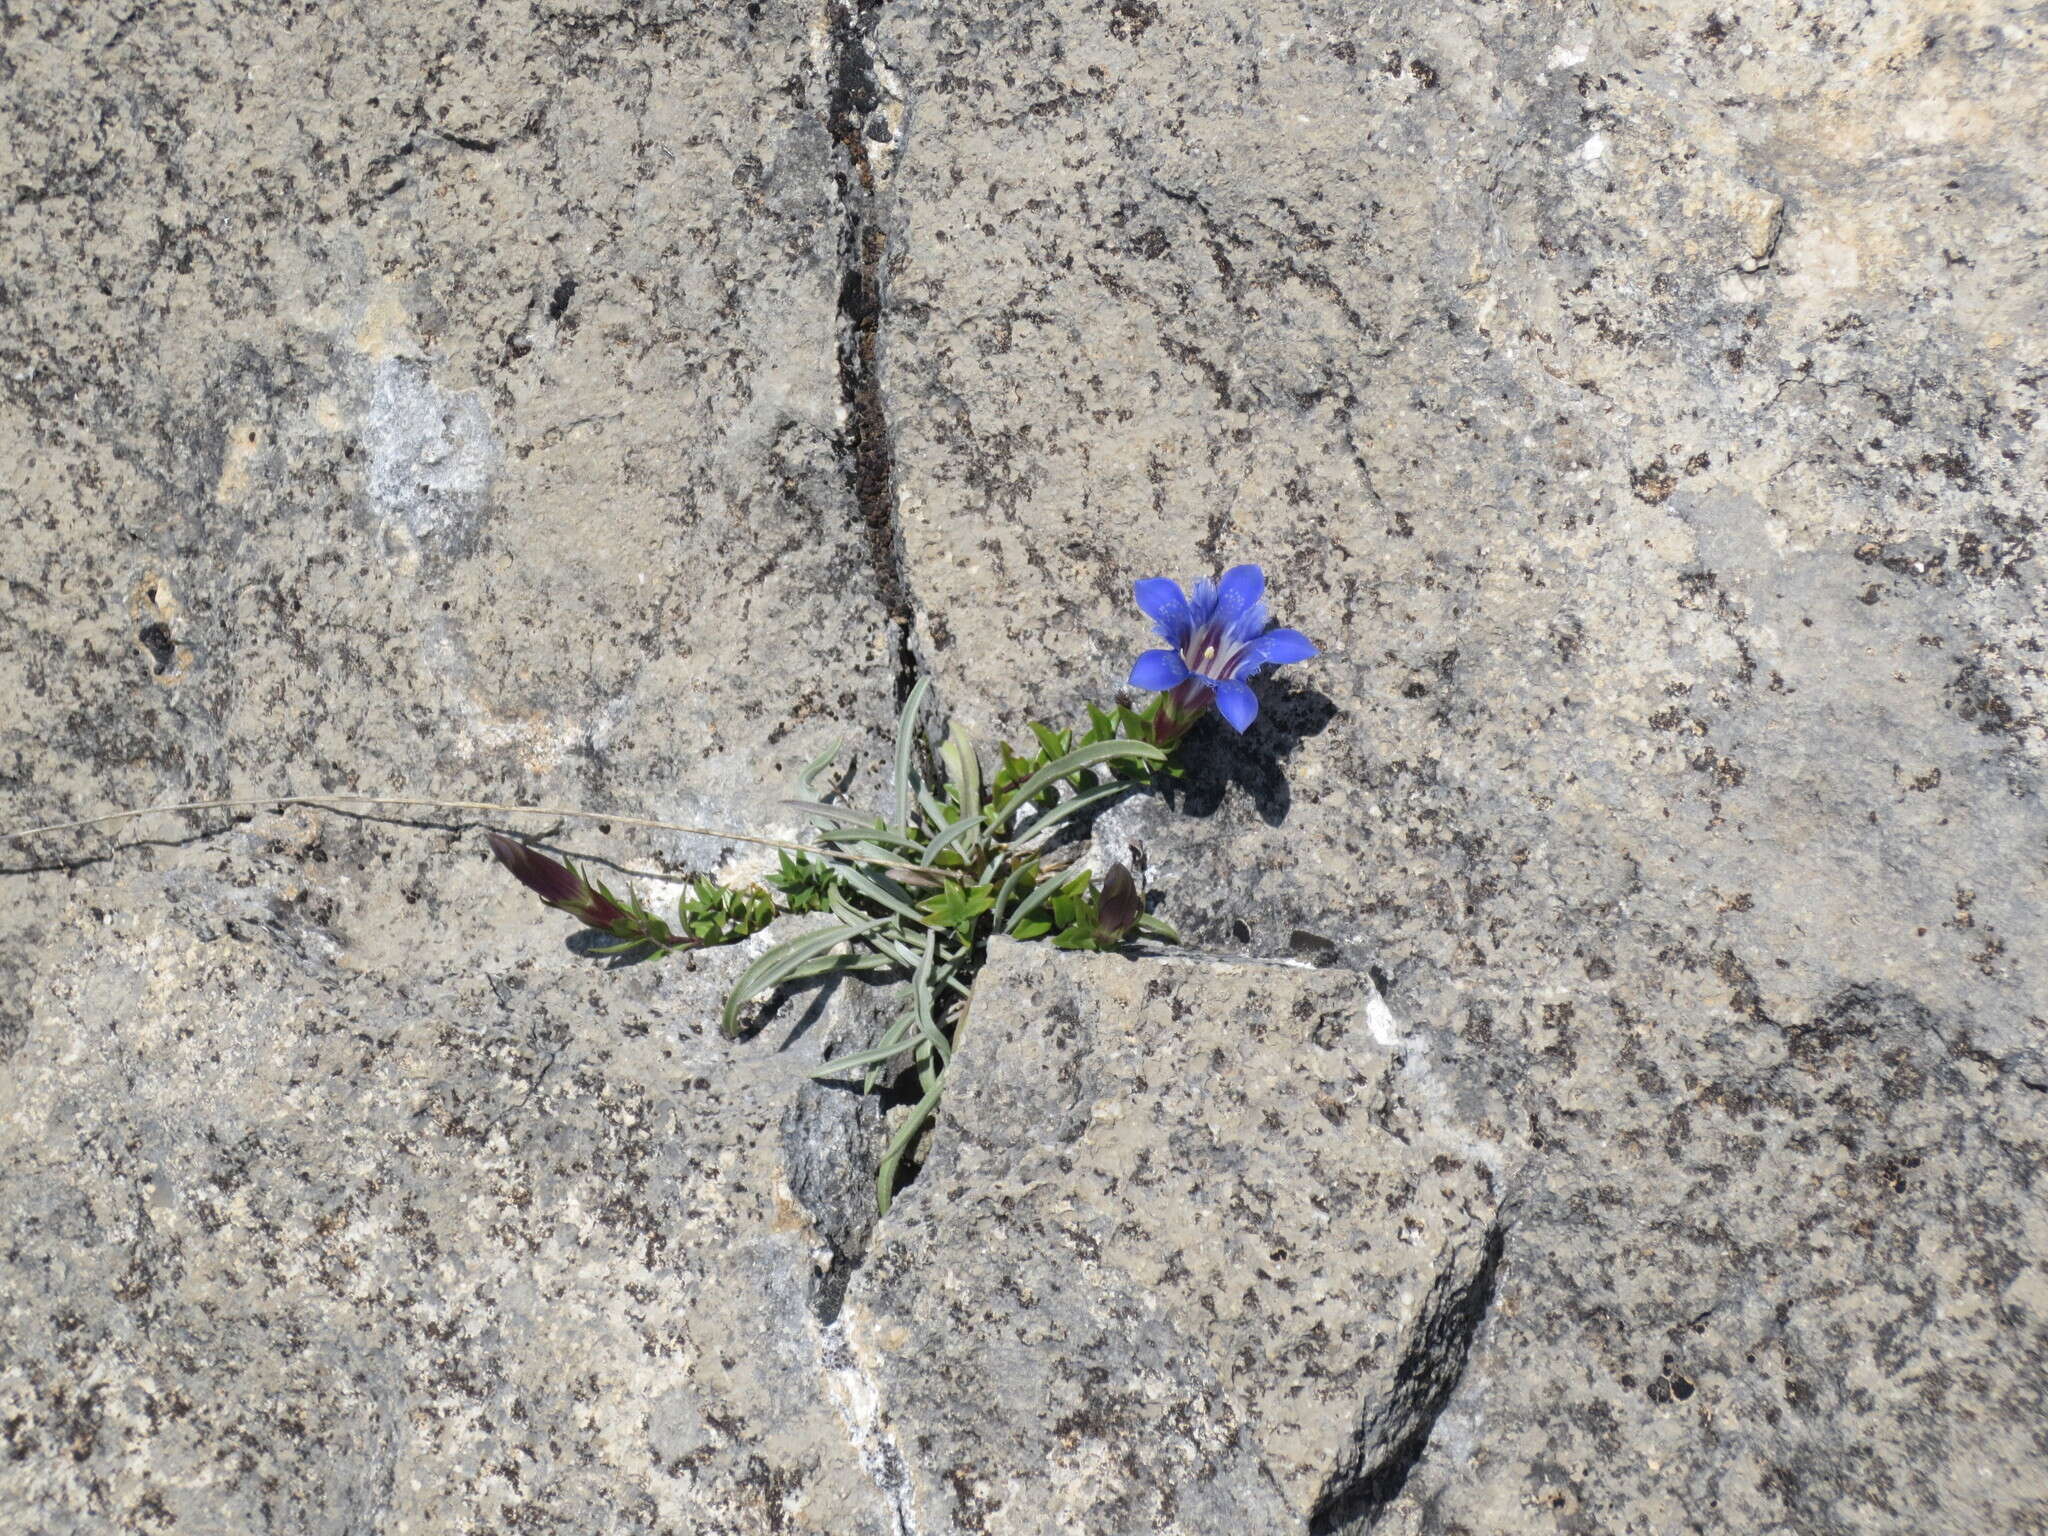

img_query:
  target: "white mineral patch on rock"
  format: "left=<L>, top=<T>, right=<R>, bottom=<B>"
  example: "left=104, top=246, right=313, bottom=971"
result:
left=359, top=357, right=499, bottom=550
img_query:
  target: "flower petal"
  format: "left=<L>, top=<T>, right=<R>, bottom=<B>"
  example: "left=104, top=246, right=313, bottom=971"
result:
left=1092, top=863, right=1142, bottom=944
left=1212, top=678, right=1259, bottom=733
left=488, top=831, right=582, bottom=907
left=1132, top=578, right=1193, bottom=647
left=1186, top=576, right=1219, bottom=628
left=1240, top=627, right=1318, bottom=674
left=1128, top=648, right=1191, bottom=691
left=1211, top=565, right=1266, bottom=634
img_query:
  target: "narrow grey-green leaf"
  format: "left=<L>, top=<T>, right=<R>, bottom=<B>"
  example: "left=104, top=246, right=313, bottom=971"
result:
left=829, top=864, right=927, bottom=925
left=720, top=917, right=888, bottom=1038
left=990, top=739, right=1165, bottom=828
left=821, top=891, right=926, bottom=972
left=989, top=857, right=1039, bottom=927
left=1135, top=912, right=1181, bottom=942
left=919, top=812, right=983, bottom=867
left=876, top=1078, right=944, bottom=1215
left=911, top=932, right=951, bottom=1065
left=810, top=822, right=926, bottom=852
left=776, top=950, right=899, bottom=985
left=941, top=727, right=981, bottom=821
left=1001, top=870, right=1068, bottom=935
left=782, top=797, right=877, bottom=827
left=797, top=741, right=842, bottom=794
left=813, top=1004, right=918, bottom=1077
left=893, top=676, right=931, bottom=832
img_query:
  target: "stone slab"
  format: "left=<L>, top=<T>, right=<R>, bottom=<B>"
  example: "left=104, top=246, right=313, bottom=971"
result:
left=843, top=939, right=1502, bottom=1534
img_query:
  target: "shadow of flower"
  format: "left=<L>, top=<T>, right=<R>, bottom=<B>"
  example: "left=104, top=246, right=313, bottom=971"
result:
left=1157, top=679, right=1338, bottom=825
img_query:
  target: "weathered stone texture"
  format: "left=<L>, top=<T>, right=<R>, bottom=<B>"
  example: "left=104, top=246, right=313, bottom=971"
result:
left=2, top=1, right=898, bottom=1530
left=4, top=0, right=2046, bottom=1532
left=1, top=0, right=892, bottom=852
left=1, top=834, right=895, bottom=1532
left=872, top=1, right=2048, bottom=1531
left=844, top=942, right=1501, bottom=1534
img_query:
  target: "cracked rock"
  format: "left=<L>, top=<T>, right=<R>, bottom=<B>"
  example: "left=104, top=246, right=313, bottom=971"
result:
left=841, top=940, right=1502, bottom=1534
left=0, top=844, right=892, bottom=1534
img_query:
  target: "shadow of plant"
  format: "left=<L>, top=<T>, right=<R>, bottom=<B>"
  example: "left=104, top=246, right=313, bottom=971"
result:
left=1157, top=679, right=1338, bottom=825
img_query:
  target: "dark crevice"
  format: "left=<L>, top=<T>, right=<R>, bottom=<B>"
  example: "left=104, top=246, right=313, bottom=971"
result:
left=782, top=1075, right=884, bottom=1325
left=432, top=128, right=501, bottom=153
left=136, top=621, right=177, bottom=674
left=782, top=0, right=943, bottom=1329
left=825, top=0, right=917, bottom=708
left=1310, top=1220, right=1507, bottom=1533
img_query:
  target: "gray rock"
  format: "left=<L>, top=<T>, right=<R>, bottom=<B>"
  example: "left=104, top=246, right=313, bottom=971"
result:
left=867, top=1, right=2048, bottom=1531
left=842, top=941, right=1502, bottom=1534
left=2, top=1, right=901, bottom=1530
left=1, top=0, right=895, bottom=868
left=0, top=835, right=894, bottom=1533
left=5, top=0, right=2046, bottom=1531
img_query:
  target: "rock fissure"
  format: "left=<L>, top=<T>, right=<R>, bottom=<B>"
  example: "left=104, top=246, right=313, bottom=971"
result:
left=825, top=0, right=916, bottom=709
left=1309, top=1221, right=1507, bottom=1534
left=819, top=1320, right=921, bottom=1536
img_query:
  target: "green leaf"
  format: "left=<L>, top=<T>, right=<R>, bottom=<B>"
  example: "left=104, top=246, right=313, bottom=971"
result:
left=1028, top=722, right=1071, bottom=760
left=768, top=851, right=840, bottom=915
left=1001, top=865, right=1072, bottom=936
left=720, top=916, right=889, bottom=1038
left=876, top=1077, right=943, bottom=1215
left=776, top=950, right=898, bottom=984
left=989, top=739, right=1166, bottom=831
left=992, top=742, right=1035, bottom=797
left=940, top=728, right=981, bottom=822
left=838, top=911, right=926, bottom=972
left=988, top=856, right=1040, bottom=927
left=919, top=813, right=983, bottom=867
left=810, top=823, right=926, bottom=852
left=783, top=798, right=884, bottom=828
left=797, top=741, right=842, bottom=795
left=919, top=881, right=995, bottom=937
left=893, top=676, right=931, bottom=831
left=830, top=862, right=928, bottom=925
left=812, top=1019, right=919, bottom=1078
left=1135, top=912, right=1180, bottom=942
left=909, top=933, right=951, bottom=1065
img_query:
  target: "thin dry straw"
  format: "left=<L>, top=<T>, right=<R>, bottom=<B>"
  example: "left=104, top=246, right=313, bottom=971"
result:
left=2, top=794, right=942, bottom=880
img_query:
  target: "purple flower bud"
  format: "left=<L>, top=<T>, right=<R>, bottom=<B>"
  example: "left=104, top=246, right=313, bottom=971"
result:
left=487, top=831, right=628, bottom=931
left=1092, top=863, right=1143, bottom=946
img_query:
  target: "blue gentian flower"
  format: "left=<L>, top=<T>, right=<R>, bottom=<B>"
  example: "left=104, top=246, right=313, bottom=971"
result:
left=1127, top=564, right=1318, bottom=734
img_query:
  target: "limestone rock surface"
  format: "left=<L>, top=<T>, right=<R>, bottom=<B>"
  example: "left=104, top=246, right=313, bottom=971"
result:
left=873, top=2, right=2048, bottom=1531
left=1, top=832, right=895, bottom=1534
left=2, top=1, right=899, bottom=1530
left=843, top=941, right=1502, bottom=1535
left=4, top=0, right=2046, bottom=1532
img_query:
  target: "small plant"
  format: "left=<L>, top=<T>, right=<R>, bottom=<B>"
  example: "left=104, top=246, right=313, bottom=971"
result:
left=7, top=565, right=1315, bottom=1215
left=485, top=564, right=1315, bottom=1210
left=487, top=832, right=781, bottom=954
